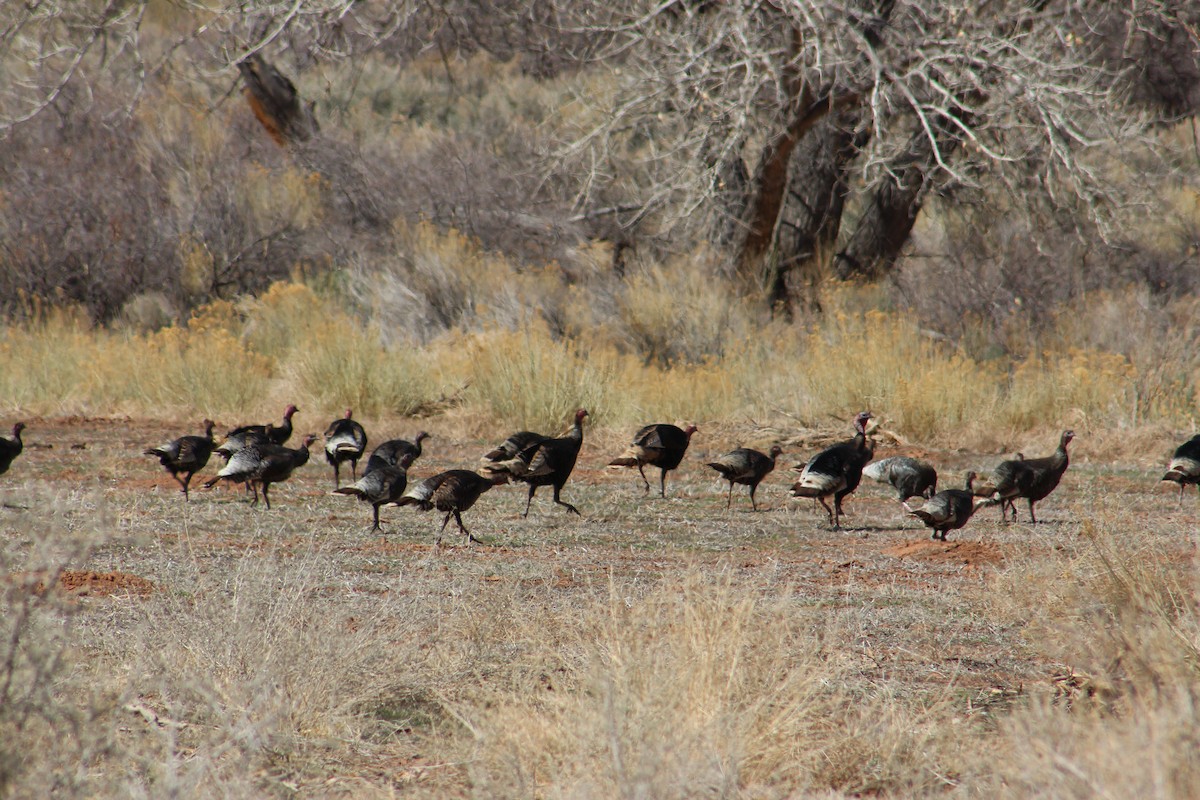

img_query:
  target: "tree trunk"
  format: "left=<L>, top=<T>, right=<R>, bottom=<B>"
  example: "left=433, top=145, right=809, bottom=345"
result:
left=238, top=54, right=319, bottom=146
left=733, top=2, right=895, bottom=305
left=769, top=112, right=869, bottom=314
left=835, top=115, right=967, bottom=280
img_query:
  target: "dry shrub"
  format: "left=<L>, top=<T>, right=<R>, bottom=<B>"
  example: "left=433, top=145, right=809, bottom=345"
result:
left=753, top=299, right=1000, bottom=441
left=463, top=323, right=626, bottom=430
left=1001, top=349, right=1137, bottom=431
left=0, top=303, right=93, bottom=410
left=611, top=254, right=761, bottom=366
left=0, top=298, right=271, bottom=416
left=464, top=573, right=955, bottom=798
left=128, top=300, right=273, bottom=413
left=83, top=534, right=437, bottom=798
left=349, top=222, right=573, bottom=344
left=1046, top=290, right=1200, bottom=426
left=288, top=319, right=443, bottom=417
left=238, top=281, right=446, bottom=416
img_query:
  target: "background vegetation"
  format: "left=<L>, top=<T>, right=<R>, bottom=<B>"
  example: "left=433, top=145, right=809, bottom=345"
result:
left=1, top=2, right=1198, bottom=444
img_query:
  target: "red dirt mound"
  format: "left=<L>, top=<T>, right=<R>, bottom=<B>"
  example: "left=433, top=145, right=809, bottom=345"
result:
left=883, top=539, right=1003, bottom=567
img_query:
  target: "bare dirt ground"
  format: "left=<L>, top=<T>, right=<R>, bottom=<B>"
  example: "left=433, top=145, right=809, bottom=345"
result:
left=1, top=416, right=1193, bottom=795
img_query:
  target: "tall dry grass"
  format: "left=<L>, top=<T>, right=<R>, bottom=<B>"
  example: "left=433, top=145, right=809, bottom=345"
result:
left=0, top=266, right=1196, bottom=448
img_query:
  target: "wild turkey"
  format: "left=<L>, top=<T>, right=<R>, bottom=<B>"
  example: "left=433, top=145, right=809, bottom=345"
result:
left=904, top=472, right=995, bottom=540
left=216, top=403, right=299, bottom=459
left=393, top=469, right=508, bottom=544
left=608, top=423, right=698, bottom=497
left=366, top=431, right=430, bottom=474
left=706, top=444, right=782, bottom=510
left=333, top=452, right=416, bottom=531
left=0, top=422, right=25, bottom=477
left=324, top=408, right=368, bottom=486
left=144, top=419, right=217, bottom=500
left=482, top=409, right=589, bottom=516
left=203, top=434, right=316, bottom=509
left=982, top=431, right=1073, bottom=524
left=480, top=430, right=548, bottom=470
left=863, top=456, right=938, bottom=502
left=1162, top=434, right=1200, bottom=504
left=789, top=411, right=874, bottom=528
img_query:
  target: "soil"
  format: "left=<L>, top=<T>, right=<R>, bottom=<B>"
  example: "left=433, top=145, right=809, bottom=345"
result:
left=883, top=538, right=1005, bottom=567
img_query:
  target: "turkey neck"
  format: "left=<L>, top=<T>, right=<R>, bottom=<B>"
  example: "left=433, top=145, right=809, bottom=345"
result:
left=853, top=430, right=873, bottom=459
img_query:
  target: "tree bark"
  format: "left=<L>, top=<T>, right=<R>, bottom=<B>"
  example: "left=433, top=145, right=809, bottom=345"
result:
left=835, top=114, right=968, bottom=280
left=769, top=112, right=869, bottom=313
left=238, top=54, right=319, bottom=146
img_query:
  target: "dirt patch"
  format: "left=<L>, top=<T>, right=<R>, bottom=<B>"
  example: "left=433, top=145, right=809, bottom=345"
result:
left=42, top=570, right=156, bottom=597
left=882, top=539, right=1004, bottom=567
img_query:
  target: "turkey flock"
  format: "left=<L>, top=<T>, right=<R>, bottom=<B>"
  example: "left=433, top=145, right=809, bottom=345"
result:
left=2, top=409, right=1199, bottom=545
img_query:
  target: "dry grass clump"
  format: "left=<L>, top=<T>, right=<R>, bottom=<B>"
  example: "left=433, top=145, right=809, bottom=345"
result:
left=349, top=222, right=573, bottom=345
left=0, top=299, right=271, bottom=416
left=610, top=255, right=761, bottom=366
left=461, top=323, right=627, bottom=430
left=464, top=573, right=957, bottom=798
left=979, top=515, right=1200, bottom=797
left=1, top=267, right=1198, bottom=447
left=242, top=282, right=446, bottom=416
left=124, top=544, right=420, bottom=793
left=748, top=300, right=1000, bottom=440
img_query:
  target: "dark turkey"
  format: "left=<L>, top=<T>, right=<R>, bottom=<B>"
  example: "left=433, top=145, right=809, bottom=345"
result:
left=608, top=423, right=698, bottom=497
left=393, top=469, right=508, bottom=544
left=216, top=403, right=299, bottom=459
left=333, top=451, right=416, bottom=531
left=789, top=411, right=874, bottom=528
left=983, top=431, right=1073, bottom=524
left=0, top=422, right=26, bottom=477
left=1162, top=434, right=1200, bottom=504
left=203, top=434, right=316, bottom=509
left=862, top=456, right=938, bottom=502
left=366, top=431, right=430, bottom=474
left=706, top=444, right=782, bottom=510
left=144, top=419, right=217, bottom=500
left=324, top=408, right=368, bottom=486
left=904, top=471, right=995, bottom=540
left=482, top=409, right=589, bottom=517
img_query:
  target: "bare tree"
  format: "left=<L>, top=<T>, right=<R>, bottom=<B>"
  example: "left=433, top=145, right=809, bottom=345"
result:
left=558, top=0, right=1200, bottom=308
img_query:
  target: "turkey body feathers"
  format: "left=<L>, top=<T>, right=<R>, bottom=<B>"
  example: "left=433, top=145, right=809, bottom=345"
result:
left=333, top=452, right=414, bottom=530
left=217, top=404, right=298, bottom=459
left=367, top=432, right=429, bottom=474
left=986, top=430, right=1073, bottom=523
left=790, top=412, right=874, bottom=528
left=706, top=444, right=781, bottom=510
left=483, top=410, right=588, bottom=516
left=203, top=434, right=314, bottom=509
left=1162, top=434, right=1200, bottom=503
left=394, top=469, right=504, bottom=543
left=862, top=456, right=937, bottom=501
left=324, top=410, right=368, bottom=486
left=0, top=422, right=26, bottom=477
